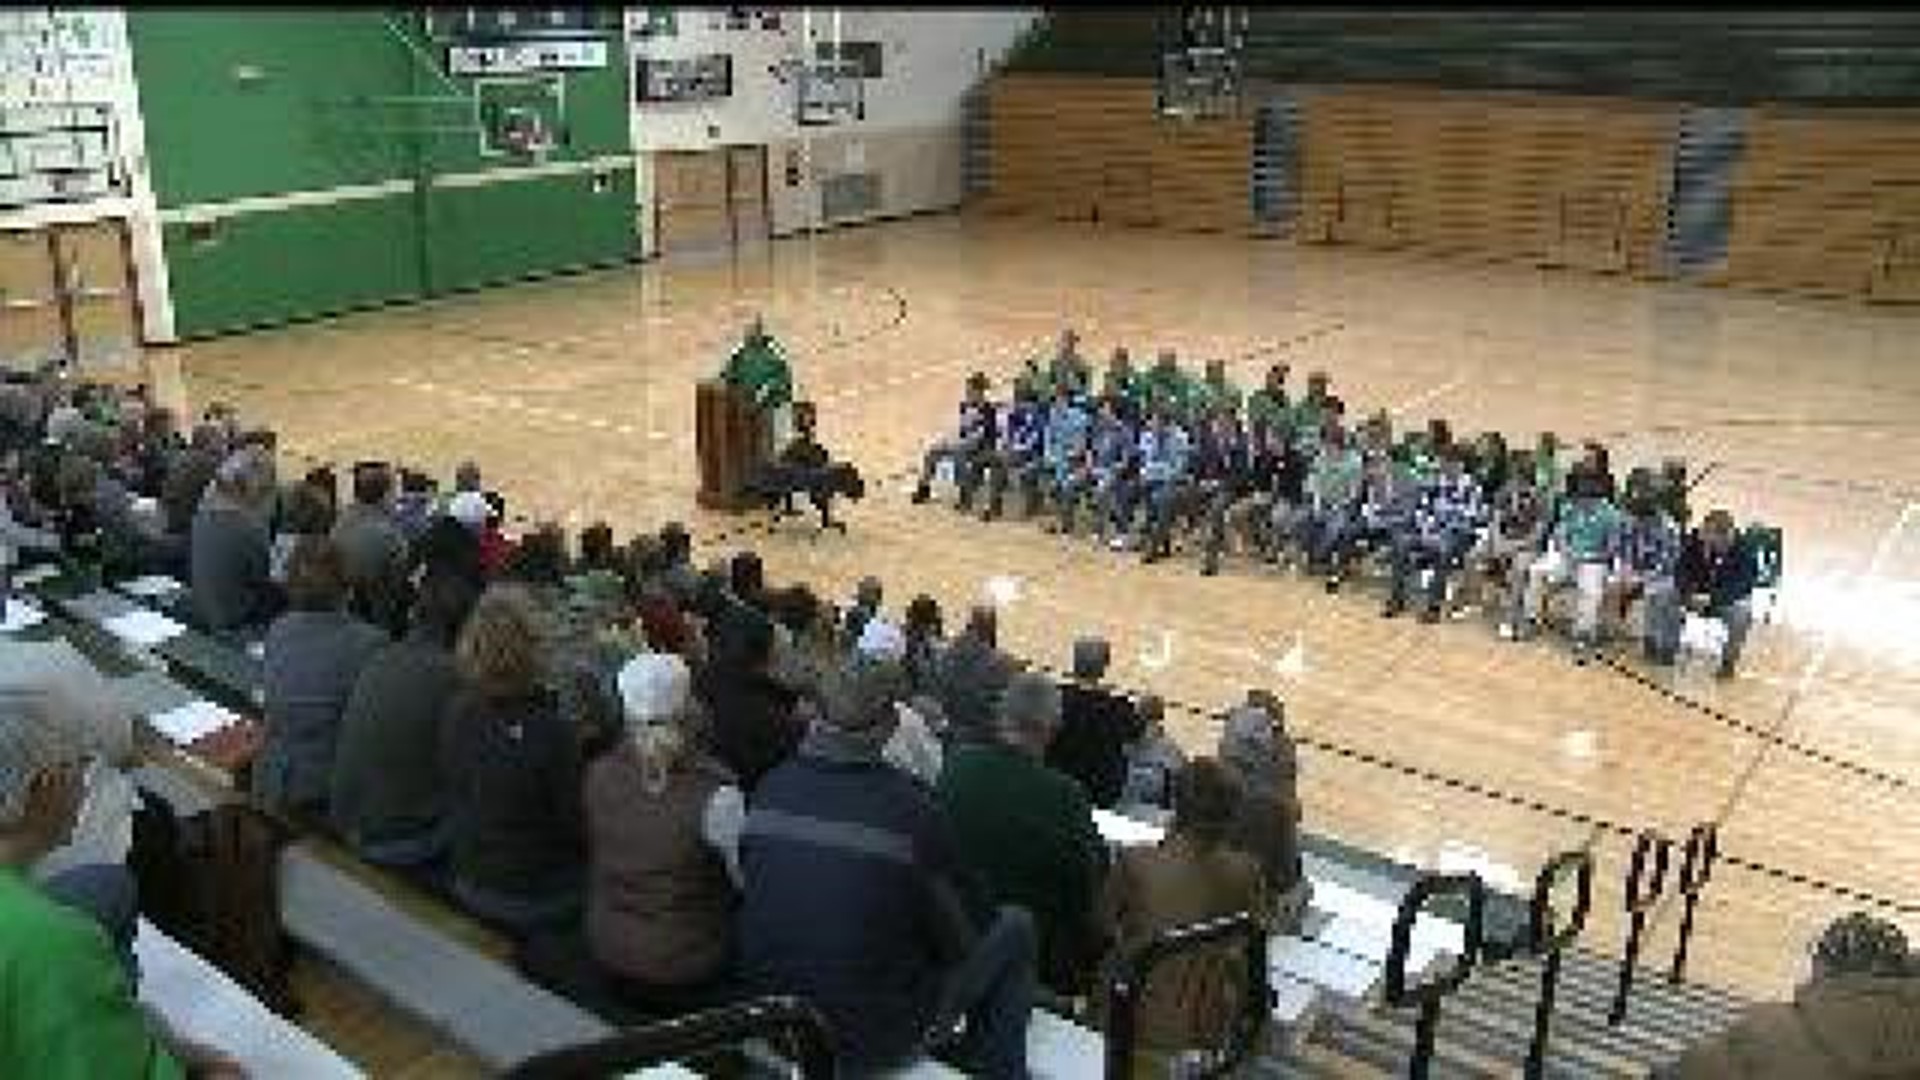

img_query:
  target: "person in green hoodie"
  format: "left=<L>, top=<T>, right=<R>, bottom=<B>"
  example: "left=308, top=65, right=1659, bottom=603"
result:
left=1194, top=358, right=1244, bottom=421
left=1101, top=346, right=1148, bottom=422
left=1505, top=462, right=1624, bottom=661
left=1140, top=349, right=1197, bottom=422
left=1046, top=328, right=1093, bottom=398
left=722, top=315, right=796, bottom=452
left=1245, top=361, right=1291, bottom=435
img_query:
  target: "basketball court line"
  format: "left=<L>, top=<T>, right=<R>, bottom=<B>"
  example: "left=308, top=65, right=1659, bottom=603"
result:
left=726, top=497, right=1920, bottom=916
left=1707, top=497, right=1920, bottom=828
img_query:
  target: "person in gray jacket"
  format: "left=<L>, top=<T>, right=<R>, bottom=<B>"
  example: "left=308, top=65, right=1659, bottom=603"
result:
left=329, top=570, right=476, bottom=867
left=331, top=461, right=410, bottom=629
left=189, top=448, right=278, bottom=633
left=931, top=605, right=1017, bottom=747
left=258, top=537, right=387, bottom=818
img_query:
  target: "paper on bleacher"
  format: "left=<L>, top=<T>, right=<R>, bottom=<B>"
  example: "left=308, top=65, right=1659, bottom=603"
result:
left=1092, top=807, right=1166, bottom=847
left=0, top=597, right=46, bottom=633
left=11, top=562, right=60, bottom=587
left=119, top=574, right=185, bottom=599
left=149, top=700, right=238, bottom=747
left=102, top=607, right=187, bottom=649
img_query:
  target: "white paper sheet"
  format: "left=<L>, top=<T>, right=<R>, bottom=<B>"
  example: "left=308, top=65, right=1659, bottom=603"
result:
left=148, top=700, right=237, bottom=747
left=0, top=597, right=46, bottom=633
left=102, top=608, right=187, bottom=649
left=1092, top=807, right=1167, bottom=848
left=135, top=920, right=362, bottom=1079
left=119, top=574, right=185, bottom=599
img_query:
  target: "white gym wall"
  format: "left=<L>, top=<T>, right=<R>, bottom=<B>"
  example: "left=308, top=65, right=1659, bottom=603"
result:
left=626, top=8, right=1039, bottom=256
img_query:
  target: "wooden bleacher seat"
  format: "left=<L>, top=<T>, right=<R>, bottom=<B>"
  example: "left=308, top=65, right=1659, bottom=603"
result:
left=135, top=918, right=360, bottom=1078
left=278, top=844, right=614, bottom=1071
left=979, top=73, right=1253, bottom=235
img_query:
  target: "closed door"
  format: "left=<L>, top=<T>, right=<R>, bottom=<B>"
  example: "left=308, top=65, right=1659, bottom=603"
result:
left=53, top=220, right=140, bottom=368
left=727, top=145, right=768, bottom=246
left=1869, top=230, right=1920, bottom=303
left=0, top=229, right=64, bottom=372
left=1552, top=191, right=1630, bottom=274
left=655, top=150, right=734, bottom=256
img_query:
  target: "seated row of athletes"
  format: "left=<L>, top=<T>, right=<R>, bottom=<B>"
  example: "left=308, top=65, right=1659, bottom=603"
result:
left=910, top=330, right=1763, bottom=678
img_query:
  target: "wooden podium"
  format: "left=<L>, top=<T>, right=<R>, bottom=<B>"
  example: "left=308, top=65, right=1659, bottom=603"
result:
left=696, top=379, right=770, bottom=511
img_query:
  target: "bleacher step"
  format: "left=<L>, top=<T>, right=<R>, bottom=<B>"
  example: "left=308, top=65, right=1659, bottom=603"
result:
left=278, top=845, right=611, bottom=1071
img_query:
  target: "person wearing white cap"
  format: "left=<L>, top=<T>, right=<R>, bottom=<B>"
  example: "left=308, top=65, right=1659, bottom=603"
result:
left=447, top=489, right=491, bottom=532
left=583, top=652, right=743, bottom=1012
left=854, top=617, right=945, bottom=786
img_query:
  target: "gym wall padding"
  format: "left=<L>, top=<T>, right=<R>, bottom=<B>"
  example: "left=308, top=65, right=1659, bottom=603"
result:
left=128, top=11, right=636, bottom=339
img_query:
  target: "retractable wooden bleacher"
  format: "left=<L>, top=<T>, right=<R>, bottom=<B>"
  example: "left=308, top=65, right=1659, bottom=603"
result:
left=1719, top=106, right=1920, bottom=302
left=1296, top=86, right=1678, bottom=277
left=976, top=73, right=1254, bottom=235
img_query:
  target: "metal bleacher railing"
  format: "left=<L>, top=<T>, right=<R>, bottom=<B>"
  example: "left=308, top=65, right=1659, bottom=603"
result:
left=1380, top=820, right=1724, bottom=1078
left=503, top=995, right=837, bottom=1080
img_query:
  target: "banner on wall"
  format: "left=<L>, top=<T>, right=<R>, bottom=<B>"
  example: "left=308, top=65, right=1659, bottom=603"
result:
left=447, top=39, right=607, bottom=76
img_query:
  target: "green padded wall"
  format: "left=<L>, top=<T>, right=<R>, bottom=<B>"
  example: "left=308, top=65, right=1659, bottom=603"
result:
left=129, top=10, right=636, bottom=339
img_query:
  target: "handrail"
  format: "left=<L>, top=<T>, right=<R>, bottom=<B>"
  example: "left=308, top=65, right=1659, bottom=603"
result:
left=1668, top=822, right=1720, bottom=984
left=504, top=996, right=837, bottom=1079
left=1524, top=849, right=1594, bottom=1079
left=1104, top=910, right=1271, bottom=1080
left=1609, top=830, right=1673, bottom=1026
left=1384, top=872, right=1488, bottom=1080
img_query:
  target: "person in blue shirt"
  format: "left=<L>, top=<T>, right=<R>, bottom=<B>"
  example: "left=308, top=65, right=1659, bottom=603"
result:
left=1608, top=477, right=1683, bottom=664
left=1135, top=406, right=1193, bottom=563
left=1384, top=447, right=1485, bottom=621
left=912, top=373, right=998, bottom=511
left=982, top=384, right=1048, bottom=522
left=1186, top=412, right=1249, bottom=576
left=1041, top=386, right=1092, bottom=535
left=1058, top=399, right=1134, bottom=541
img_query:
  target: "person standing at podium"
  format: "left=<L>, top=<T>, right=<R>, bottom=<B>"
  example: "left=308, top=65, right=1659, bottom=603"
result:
left=722, top=315, right=796, bottom=453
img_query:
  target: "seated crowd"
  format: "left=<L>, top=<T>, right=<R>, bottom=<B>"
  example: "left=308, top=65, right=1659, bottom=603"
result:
left=0, top=367, right=1312, bottom=1075
left=911, top=329, right=1769, bottom=677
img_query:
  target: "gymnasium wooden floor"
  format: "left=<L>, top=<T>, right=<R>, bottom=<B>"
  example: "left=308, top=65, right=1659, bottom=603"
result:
left=148, top=214, right=1920, bottom=1006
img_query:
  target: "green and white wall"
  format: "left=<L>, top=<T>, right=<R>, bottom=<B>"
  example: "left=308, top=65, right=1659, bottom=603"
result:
left=127, top=10, right=636, bottom=341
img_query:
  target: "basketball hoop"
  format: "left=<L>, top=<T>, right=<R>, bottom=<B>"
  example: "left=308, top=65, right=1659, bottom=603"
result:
left=494, top=105, right=555, bottom=160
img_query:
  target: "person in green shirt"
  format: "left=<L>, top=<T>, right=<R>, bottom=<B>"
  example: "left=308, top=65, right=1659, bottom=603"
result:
left=1506, top=461, right=1624, bottom=660
left=1100, top=346, right=1147, bottom=421
left=1, top=666, right=240, bottom=1079
left=1140, top=349, right=1196, bottom=421
left=937, top=673, right=1107, bottom=998
left=1045, top=328, right=1093, bottom=399
left=1293, top=370, right=1338, bottom=453
left=1195, top=359, right=1244, bottom=421
left=1244, top=362, right=1291, bottom=435
left=1298, top=425, right=1365, bottom=582
left=1533, top=431, right=1567, bottom=507
left=721, top=315, right=797, bottom=450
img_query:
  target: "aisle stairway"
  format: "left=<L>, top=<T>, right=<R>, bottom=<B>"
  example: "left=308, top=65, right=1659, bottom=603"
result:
left=1305, top=944, right=1749, bottom=1078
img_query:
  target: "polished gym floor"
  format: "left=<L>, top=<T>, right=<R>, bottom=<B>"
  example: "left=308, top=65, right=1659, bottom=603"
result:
left=148, top=213, right=1920, bottom=1001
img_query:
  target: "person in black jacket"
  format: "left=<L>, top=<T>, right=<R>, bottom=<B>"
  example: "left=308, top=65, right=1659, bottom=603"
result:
left=1045, top=637, right=1142, bottom=809
left=440, top=585, right=585, bottom=936
left=695, top=610, right=802, bottom=792
left=1675, top=509, right=1760, bottom=679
